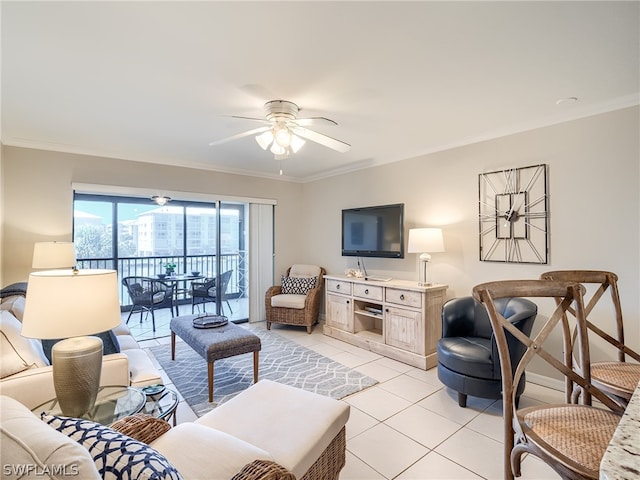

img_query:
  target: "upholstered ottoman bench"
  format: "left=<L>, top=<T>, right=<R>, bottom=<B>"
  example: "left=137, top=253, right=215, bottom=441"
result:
left=170, top=315, right=261, bottom=402
left=189, top=379, right=351, bottom=480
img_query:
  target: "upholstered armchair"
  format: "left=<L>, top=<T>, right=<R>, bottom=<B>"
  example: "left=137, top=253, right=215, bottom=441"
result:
left=265, top=265, right=325, bottom=334
left=436, top=296, right=538, bottom=407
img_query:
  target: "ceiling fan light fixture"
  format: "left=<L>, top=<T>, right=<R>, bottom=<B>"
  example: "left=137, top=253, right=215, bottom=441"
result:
left=255, top=130, right=274, bottom=150
left=274, top=126, right=292, bottom=148
left=290, top=134, right=305, bottom=153
left=270, top=141, right=286, bottom=155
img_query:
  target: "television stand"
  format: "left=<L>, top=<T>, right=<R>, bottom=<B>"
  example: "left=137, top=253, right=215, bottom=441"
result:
left=323, top=275, right=447, bottom=369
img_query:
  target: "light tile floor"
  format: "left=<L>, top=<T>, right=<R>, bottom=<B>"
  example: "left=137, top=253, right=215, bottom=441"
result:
left=132, top=310, right=561, bottom=479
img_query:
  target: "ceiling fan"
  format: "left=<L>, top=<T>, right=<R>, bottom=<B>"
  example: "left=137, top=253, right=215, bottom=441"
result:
left=209, top=100, right=351, bottom=159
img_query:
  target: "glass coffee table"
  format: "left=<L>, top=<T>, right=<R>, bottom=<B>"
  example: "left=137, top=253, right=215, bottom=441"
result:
left=139, top=385, right=179, bottom=426
left=33, top=385, right=178, bottom=426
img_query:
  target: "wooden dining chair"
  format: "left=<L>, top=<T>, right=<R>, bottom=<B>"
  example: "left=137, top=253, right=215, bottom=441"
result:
left=472, top=280, right=625, bottom=480
left=541, top=270, right=640, bottom=404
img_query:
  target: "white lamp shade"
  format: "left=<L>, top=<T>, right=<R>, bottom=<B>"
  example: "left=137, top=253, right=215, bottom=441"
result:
left=22, top=269, right=121, bottom=339
left=255, top=130, right=274, bottom=150
left=407, top=228, right=445, bottom=253
left=32, top=242, right=76, bottom=269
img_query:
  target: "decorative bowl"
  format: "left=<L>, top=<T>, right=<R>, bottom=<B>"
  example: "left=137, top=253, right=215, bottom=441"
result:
left=157, top=273, right=167, bottom=279
left=191, top=271, right=200, bottom=277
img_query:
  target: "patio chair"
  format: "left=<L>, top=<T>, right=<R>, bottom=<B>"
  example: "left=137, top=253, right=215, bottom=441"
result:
left=191, top=270, right=234, bottom=315
left=122, top=276, right=176, bottom=332
left=472, top=279, right=625, bottom=480
left=541, top=270, right=640, bottom=405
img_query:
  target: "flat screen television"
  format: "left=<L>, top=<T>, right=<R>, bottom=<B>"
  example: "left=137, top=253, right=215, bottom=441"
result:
left=342, top=204, right=404, bottom=258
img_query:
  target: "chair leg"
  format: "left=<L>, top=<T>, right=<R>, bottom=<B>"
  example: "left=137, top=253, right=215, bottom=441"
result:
left=458, top=392, right=468, bottom=408
left=151, top=308, right=156, bottom=332
left=225, top=299, right=233, bottom=315
left=125, top=308, right=134, bottom=325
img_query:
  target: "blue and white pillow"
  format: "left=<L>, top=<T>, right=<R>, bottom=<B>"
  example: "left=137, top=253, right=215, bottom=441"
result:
left=42, top=414, right=182, bottom=480
left=281, top=275, right=317, bottom=295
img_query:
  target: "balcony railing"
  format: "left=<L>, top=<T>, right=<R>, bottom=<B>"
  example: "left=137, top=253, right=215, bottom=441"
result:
left=77, top=253, right=247, bottom=308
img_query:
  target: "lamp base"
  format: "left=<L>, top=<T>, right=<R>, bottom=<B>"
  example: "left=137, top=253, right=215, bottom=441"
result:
left=52, top=336, right=103, bottom=417
left=418, top=253, right=433, bottom=286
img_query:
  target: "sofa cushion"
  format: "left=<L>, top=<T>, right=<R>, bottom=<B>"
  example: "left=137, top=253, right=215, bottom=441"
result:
left=123, top=348, right=163, bottom=387
left=0, top=395, right=99, bottom=479
left=1, top=310, right=49, bottom=379
left=116, top=334, right=140, bottom=351
left=112, top=321, right=132, bottom=336
left=196, top=379, right=350, bottom=479
left=151, top=423, right=275, bottom=480
left=43, top=414, right=182, bottom=480
left=0, top=282, right=28, bottom=299
left=281, top=275, right=317, bottom=295
left=270, top=294, right=307, bottom=309
left=41, top=330, right=120, bottom=364
left=0, top=295, right=26, bottom=321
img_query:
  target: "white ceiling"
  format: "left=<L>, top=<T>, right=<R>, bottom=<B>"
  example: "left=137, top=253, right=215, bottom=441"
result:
left=2, top=1, right=638, bottom=182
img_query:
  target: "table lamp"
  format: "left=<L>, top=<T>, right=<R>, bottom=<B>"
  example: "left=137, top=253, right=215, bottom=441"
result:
left=32, top=241, right=76, bottom=269
left=21, top=269, right=121, bottom=417
left=407, top=228, right=445, bottom=286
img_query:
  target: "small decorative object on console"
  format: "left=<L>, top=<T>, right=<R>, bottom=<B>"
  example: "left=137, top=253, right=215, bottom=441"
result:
left=344, top=268, right=364, bottom=278
left=193, top=314, right=229, bottom=329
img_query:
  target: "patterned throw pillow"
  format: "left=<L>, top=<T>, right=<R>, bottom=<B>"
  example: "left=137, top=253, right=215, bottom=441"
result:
left=42, top=414, right=182, bottom=480
left=281, top=275, right=317, bottom=295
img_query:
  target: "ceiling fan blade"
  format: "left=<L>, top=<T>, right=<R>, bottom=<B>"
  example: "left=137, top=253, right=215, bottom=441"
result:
left=208, top=126, right=270, bottom=146
left=292, top=127, right=351, bottom=153
left=230, top=115, right=271, bottom=124
left=295, top=117, right=338, bottom=127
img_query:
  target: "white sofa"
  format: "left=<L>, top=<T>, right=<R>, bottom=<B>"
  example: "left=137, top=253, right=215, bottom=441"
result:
left=0, top=294, right=162, bottom=409
left=1, top=379, right=350, bottom=480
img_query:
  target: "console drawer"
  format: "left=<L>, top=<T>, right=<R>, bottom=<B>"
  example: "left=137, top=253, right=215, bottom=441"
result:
left=353, top=284, right=383, bottom=301
left=326, top=279, right=352, bottom=295
left=386, top=288, right=422, bottom=309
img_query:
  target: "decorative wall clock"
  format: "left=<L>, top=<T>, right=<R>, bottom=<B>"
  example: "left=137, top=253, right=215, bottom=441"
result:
left=478, top=164, right=549, bottom=263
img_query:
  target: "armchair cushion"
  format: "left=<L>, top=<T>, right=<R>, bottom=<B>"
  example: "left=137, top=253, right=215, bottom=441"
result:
left=1, top=311, right=49, bottom=379
left=280, top=275, right=317, bottom=295
left=271, top=294, right=307, bottom=309
left=43, top=414, right=182, bottom=480
left=289, top=264, right=321, bottom=278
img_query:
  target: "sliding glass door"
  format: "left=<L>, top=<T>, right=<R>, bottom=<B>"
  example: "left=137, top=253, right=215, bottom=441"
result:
left=73, top=194, right=249, bottom=323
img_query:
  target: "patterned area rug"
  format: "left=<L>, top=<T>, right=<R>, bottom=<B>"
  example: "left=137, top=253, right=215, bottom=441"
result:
left=148, top=325, right=378, bottom=416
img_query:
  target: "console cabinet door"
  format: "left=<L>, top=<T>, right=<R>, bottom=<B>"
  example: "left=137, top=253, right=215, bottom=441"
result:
left=326, top=293, right=354, bottom=333
left=384, top=306, right=423, bottom=354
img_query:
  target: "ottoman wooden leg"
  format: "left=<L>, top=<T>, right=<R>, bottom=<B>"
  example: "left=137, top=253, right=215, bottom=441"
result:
left=253, top=351, right=259, bottom=384
left=171, top=332, right=176, bottom=360
left=208, top=362, right=214, bottom=403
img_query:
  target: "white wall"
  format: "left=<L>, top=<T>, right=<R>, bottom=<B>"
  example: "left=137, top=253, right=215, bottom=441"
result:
left=303, top=106, right=639, bottom=377
left=1, top=107, right=638, bottom=380
left=0, top=147, right=304, bottom=284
